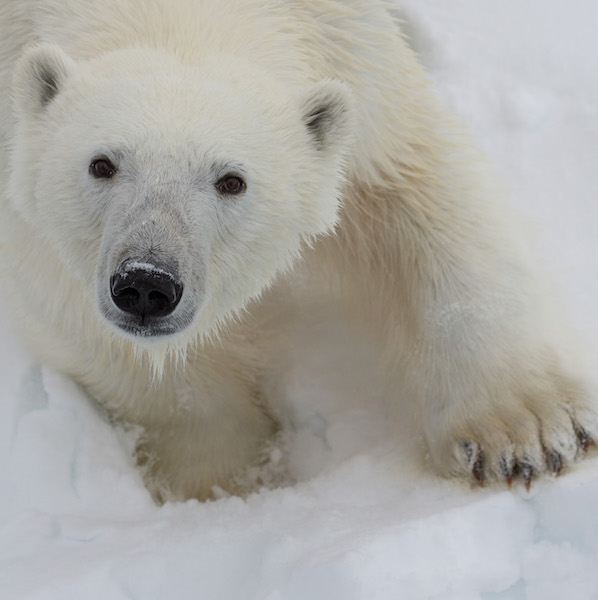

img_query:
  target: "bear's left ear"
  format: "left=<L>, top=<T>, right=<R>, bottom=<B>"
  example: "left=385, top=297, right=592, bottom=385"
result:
left=300, top=80, right=354, bottom=154
left=12, top=43, right=76, bottom=116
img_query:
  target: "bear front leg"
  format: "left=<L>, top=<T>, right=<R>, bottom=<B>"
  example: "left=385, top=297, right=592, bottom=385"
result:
left=334, top=172, right=598, bottom=489
left=106, top=343, right=278, bottom=503
left=407, top=202, right=598, bottom=488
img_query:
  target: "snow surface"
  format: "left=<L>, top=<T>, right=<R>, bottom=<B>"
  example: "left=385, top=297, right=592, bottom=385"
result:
left=2, top=2, right=598, bottom=598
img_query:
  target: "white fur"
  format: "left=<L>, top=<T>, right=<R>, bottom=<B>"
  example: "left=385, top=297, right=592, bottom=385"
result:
left=1, top=0, right=596, bottom=501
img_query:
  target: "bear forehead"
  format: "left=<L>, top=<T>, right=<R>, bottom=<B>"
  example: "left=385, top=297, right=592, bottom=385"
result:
left=57, top=61, right=304, bottom=153
left=78, top=75, right=287, bottom=123
left=78, top=46, right=298, bottom=108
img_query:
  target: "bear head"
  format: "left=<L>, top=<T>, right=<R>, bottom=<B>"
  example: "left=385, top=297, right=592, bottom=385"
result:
left=9, top=43, right=354, bottom=346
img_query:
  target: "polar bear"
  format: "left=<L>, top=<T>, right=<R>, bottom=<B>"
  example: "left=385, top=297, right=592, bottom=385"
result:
left=1, top=0, right=596, bottom=501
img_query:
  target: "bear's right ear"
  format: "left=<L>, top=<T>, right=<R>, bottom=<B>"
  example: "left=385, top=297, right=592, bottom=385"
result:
left=12, top=44, right=76, bottom=116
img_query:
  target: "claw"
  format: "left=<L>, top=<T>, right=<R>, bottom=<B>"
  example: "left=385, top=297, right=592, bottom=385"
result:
left=462, top=440, right=475, bottom=464
left=548, top=450, right=563, bottom=476
left=575, top=426, right=592, bottom=454
left=472, top=451, right=485, bottom=487
left=500, top=454, right=514, bottom=488
left=462, top=441, right=485, bottom=486
left=520, top=462, right=534, bottom=491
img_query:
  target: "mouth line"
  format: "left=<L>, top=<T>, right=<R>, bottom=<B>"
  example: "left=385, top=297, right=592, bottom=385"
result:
left=110, top=315, right=183, bottom=338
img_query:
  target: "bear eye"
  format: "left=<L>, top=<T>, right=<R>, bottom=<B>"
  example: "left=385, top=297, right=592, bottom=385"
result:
left=216, top=174, right=246, bottom=196
left=89, top=157, right=117, bottom=179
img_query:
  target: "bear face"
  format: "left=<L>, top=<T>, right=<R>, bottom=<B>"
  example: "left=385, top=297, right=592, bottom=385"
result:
left=9, top=44, right=354, bottom=342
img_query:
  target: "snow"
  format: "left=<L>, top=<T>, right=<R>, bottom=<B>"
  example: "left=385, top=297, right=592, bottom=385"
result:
left=2, top=2, right=598, bottom=598
left=121, top=262, right=176, bottom=280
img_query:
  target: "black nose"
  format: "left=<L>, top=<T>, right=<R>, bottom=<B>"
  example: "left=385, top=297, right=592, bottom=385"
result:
left=110, top=262, right=183, bottom=322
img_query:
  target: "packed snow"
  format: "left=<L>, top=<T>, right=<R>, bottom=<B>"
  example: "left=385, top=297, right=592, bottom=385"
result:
left=1, top=2, right=598, bottom=598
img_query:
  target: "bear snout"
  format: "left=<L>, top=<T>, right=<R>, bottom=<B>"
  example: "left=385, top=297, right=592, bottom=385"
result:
left=110, top=261, right=183, bottom=325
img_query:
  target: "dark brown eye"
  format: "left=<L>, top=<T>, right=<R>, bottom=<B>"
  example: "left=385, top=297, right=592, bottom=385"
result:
left=216, top=175, right=246, bottom=196
left=89, top=157, right=117, bottom=179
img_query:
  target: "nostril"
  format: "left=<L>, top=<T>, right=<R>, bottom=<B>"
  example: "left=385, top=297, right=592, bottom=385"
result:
left=111, top=284, right=142, bottom=314
left=148, top=289, right=172, bottom=314
left=110, top=263, right=183, bottom=320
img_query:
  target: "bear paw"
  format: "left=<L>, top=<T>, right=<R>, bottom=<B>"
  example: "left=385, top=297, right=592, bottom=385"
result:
left=427, top=372, right=598, bottom=489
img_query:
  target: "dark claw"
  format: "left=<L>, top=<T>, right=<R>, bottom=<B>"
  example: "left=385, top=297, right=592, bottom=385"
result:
left=500, top=454, right=514, bottom=488
left=461, top=441, right=485, bottom=486
left=462, top=440, right=475, bottom=464
left=520, top=462, right=534, bottom=491
left=547, top=450, right=563, bottom=476
left=575, top=426, right=592, bottom=454
left=472, top=451, right=485, bottom=486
